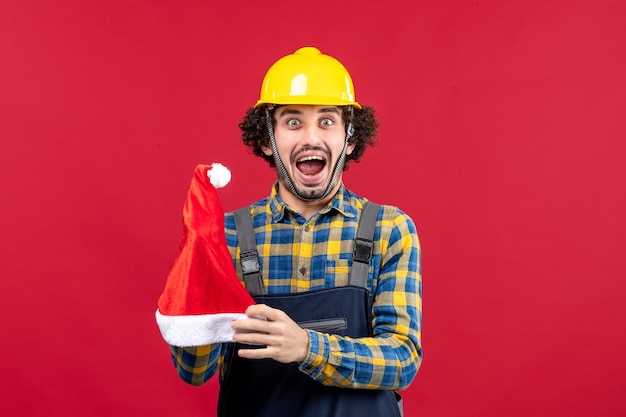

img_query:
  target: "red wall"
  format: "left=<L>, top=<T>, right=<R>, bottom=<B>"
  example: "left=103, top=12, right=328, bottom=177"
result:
left=2, top=1, right=625, bottom=416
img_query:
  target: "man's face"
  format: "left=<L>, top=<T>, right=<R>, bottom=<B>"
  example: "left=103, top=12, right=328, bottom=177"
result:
left=262, top=105, right=354, bottom=201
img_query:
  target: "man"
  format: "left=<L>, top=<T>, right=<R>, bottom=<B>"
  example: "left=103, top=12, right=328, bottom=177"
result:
left=168, top=47, right=422, bottom=417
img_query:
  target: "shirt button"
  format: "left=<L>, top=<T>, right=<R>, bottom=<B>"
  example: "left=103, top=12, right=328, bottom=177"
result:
left=304, top=225, right=310, bottom=232
left=299, top=267, right=306, bottom=275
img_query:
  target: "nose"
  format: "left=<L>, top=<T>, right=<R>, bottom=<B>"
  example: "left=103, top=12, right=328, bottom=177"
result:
left=302, top=123, right=322, bottom=146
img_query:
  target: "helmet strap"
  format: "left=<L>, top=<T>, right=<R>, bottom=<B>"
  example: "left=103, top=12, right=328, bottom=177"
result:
left=264, top=107, right=354, bottom=203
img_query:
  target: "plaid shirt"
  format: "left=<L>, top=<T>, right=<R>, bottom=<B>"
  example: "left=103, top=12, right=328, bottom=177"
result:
left=170, top=183, right=422, bottom=390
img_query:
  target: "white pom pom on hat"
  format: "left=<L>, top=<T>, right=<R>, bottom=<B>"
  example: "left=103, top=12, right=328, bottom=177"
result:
left=207, top=162, right=231, bottom=189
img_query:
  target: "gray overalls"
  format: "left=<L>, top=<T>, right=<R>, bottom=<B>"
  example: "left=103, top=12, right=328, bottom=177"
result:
left=218, top=203, right=402, bottom=417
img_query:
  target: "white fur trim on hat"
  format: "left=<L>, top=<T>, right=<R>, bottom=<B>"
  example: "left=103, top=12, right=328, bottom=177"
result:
left=155, top=309, right=248, bottom=347
left=207, top=163, right=231, bottom=189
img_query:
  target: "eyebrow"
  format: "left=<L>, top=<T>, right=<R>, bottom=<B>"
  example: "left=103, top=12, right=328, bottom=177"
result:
left=318, top=107, right=340, bottom=115
left=277, top=107, right=341, bottom=117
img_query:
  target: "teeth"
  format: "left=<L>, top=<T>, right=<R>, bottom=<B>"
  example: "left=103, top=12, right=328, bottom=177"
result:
left=297, top=155, right=324, bottom=163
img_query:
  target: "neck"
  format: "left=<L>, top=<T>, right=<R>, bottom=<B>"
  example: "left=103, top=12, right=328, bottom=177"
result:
left=277, top=182, right=341, bottom=220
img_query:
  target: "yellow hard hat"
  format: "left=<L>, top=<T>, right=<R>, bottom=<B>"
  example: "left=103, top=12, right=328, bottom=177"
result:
left=255, top=47, right=361, bottom=108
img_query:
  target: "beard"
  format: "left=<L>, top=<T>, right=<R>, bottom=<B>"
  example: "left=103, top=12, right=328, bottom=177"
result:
left=272, top=144, right=348, bottom=202
left=276, top=168, right=329, bottom=201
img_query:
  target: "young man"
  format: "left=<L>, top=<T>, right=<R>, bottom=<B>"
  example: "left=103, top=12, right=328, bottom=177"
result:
left=169, top=47, right=422, bottom=417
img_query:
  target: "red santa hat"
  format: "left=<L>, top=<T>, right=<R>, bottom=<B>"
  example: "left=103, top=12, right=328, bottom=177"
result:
left=155, top=163, right=255, bottom=347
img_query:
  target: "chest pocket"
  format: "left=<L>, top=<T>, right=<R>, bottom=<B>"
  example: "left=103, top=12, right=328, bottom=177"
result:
left=325, top=258, right=351, bottom=287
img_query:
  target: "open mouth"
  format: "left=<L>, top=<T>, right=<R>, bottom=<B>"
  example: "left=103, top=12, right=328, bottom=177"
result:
left=295, top=155, right=327, bottom=177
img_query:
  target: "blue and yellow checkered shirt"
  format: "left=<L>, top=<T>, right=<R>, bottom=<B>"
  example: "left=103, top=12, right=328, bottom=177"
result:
left=170, top=183, right=422, bottom=390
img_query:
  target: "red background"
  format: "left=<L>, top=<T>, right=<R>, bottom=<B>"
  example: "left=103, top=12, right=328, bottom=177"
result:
left=1, top=1, right=625, bottom=416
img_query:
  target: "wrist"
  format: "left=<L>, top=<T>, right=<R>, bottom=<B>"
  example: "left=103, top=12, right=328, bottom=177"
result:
left=297, top=327, right=310, bottom=363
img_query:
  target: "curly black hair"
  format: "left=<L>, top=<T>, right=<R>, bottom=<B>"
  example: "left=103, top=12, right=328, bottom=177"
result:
left=239, top=105, right=378, bottom=170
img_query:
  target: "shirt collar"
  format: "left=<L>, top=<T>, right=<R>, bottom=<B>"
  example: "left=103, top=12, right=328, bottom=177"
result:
left=268, top=182, right=357, bottom=222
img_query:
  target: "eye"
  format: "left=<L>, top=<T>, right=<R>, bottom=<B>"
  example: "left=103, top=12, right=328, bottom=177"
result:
left=320, top=118, right=334, bottom=127
left=286, top=118, right=300, bottom=127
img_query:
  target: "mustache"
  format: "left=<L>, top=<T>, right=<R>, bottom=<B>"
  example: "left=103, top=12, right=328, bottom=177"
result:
left=290, top=146, right=330, bottom=164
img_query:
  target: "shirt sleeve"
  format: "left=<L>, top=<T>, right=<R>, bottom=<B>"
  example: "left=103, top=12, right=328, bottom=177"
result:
left=169, top=343, right=222, bottom=386
left=299, top=207, right=422, bottom=390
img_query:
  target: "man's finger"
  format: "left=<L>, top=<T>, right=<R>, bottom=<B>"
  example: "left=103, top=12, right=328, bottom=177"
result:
left=233, top=332, right=275, bottom=347
left=245, top=303, right=282, bottom=321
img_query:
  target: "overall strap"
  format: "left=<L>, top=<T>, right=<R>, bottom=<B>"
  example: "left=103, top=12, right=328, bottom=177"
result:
left=233, top=207, right=265, bottom=296
left=349, top=201, right=381, bottom=288
left=234, top=202, right=380, bottom=295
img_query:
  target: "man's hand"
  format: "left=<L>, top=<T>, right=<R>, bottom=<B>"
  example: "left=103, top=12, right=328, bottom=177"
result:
left=231, top=304, right=310, bottom=364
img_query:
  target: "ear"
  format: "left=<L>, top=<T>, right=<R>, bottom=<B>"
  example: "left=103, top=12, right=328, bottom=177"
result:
left=261, top=139, right=273, bottom=156
left=344, top=119, right=356, bottom=156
